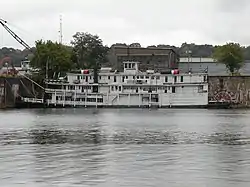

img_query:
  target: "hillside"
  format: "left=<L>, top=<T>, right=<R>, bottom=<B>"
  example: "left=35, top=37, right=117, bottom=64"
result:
left=2, top=43, right=250, bottom=65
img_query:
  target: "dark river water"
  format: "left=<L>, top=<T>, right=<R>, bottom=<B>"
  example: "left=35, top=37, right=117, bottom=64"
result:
left=1, top=109, right=250, bottom=187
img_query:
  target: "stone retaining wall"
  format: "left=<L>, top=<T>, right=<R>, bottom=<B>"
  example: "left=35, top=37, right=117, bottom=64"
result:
left=208, top=76, right=250, bottom=107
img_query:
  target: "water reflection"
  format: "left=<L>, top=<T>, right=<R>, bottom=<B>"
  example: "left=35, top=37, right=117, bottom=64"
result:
left=32, top=144, right=108, bottom=186
left=0, top=128, right=250, bottom=145
left=1, top=109, right=250, bottom=186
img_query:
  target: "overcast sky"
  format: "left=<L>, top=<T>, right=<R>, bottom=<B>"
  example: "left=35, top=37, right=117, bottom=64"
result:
left=0, top=0, right=249, bottom=49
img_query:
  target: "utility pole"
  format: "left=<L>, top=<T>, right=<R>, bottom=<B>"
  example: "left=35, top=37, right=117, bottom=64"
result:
left=59, top=15, right=63, bottom=44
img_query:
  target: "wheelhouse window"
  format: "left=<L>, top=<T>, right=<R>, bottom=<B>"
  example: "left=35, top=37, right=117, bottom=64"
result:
left=172, top=87, right=176, bottom=93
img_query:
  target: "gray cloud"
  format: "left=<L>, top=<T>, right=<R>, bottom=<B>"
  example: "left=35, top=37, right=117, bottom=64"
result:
left=0, top=0, right=249, bottom=49
left=216, top=0, right=250, bottom=13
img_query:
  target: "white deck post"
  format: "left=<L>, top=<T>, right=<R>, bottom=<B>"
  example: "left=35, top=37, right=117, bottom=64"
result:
left=96, top=94, right=98, bottom=108
left=128, top=93, right=130, bottom=107
left=74, top=88, right=76, bottom=107
left=63, top=90, right=65, bottom=107
left=117, top=93, right=120, bottom=106
left=54, top=91, right=57, bottom=106
left=139, top=93, right=141, bottom=107
left=85, top=91, right=87, bottom=107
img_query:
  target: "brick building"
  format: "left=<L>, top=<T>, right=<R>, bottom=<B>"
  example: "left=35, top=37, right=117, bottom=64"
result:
left=107, top=46, right=179, bottom=72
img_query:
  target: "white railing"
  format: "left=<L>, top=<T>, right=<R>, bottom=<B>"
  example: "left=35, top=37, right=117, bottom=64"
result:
left=21, top=97, right=43, bottom=103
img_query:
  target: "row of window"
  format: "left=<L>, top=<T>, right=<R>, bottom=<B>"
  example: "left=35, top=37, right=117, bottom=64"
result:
left=56, top=96, right=103, bottom=103
left=76, top=75, right=186, bottom=83
left=110, top=85, right=205, bottom=94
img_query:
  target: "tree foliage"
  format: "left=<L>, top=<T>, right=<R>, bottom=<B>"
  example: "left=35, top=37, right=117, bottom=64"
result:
left=213, top=43, right=244, bottom=75
left=31, top=40, right=73, bottom=79
left=71, top=32, right=109, bottom=69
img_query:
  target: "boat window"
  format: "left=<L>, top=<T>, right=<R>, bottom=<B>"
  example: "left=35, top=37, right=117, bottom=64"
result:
left=119, top=86, right=121, bottom=91
left=114, top=76, right=116, bottom=82
left=146, top=76, right=149, bottom=79
left=165, top=89, right=167, bottom=93
left=125, top=63, right=127, bottom=68
left=172, top=87, right=176, bottom=93
left=165, top=76, right=168, bottom=82
left=133, top=76, right=135, bottom=79
left=99, top=76, right=102, bottom=80
left=126, top=76, right=128, bottom=79
left=204, top=76, right=207, bottom=82
left=156, top=76, right=160, bottom=80
left=108, top=76, right=110, bottom=80
left=198, top=85, right=204, bottom=93
left=86, top=76, right=88, bottom=82
left=77, top=75, right=80, bottom=80
left=174, top=76, right=177, bottom=83
left=111, top=86, right=114, bottom=91
left=97, top=98, right=103, bottom=103
left=180, top=76, right=183, bottom=82
left=87, top=98, right=96, bottom=102
left=140, top=76, right=144, bottom=79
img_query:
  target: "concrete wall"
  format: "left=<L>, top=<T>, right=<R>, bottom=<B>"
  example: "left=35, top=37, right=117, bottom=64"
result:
left=208, top=76, right=250, bottom=107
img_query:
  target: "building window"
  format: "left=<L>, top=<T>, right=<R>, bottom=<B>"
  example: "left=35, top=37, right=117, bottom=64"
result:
left=180, top=76, right=183, bottom=82
left=172, top=87, right=176, bottom=93
left=165, top=76, right=168, bottom=82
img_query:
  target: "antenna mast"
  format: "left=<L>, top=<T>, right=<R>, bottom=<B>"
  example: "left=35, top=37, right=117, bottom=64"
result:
left=59, top=15, right=63, bottom=44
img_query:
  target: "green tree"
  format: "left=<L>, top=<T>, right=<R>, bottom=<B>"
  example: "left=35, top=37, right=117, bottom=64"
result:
left=31, top=40, right=73, bottom=80
left=71, top=32, right=109, bottom=69
left=213, top=43, right=244, bottom=75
